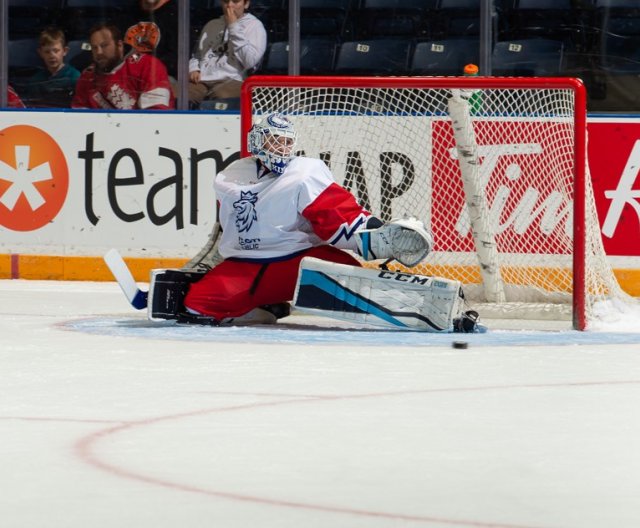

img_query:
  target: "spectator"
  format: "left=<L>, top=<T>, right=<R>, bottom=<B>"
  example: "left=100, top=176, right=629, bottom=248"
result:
left=137, top=0, right=178, bottom=78
left=7, top=86, right=25, bottom=108
left=25, top=27, right=81, bottom=108
left=189, top=0, right=267, bottom=107
left=71, top=23, right=175, bottom=110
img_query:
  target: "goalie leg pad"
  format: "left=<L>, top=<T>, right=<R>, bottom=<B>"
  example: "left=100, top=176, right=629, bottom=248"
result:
left=293, top=257, right=466, bottom=332
left=148, top=269, right=206, bottom=321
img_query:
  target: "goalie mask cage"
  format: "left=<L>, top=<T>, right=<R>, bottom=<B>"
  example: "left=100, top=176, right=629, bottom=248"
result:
left=240, top=75, right=632, bottom=330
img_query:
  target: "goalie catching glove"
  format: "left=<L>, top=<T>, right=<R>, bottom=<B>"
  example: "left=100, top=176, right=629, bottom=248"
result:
left=355, top=216, right=433, bottom=267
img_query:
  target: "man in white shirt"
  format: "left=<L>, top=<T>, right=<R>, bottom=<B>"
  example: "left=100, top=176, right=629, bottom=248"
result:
left=188, top=0, right=267, bottom=106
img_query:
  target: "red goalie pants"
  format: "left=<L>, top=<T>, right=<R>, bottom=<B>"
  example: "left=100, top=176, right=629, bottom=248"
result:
left=183, top=245, right=361, bottom=319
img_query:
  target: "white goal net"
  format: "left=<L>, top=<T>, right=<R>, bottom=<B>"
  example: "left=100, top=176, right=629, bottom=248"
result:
left=240, top=76, right=633, bottom=330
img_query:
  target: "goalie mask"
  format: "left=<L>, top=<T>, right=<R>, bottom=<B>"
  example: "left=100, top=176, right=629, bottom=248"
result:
left=248, top=113, right=297, bottom=175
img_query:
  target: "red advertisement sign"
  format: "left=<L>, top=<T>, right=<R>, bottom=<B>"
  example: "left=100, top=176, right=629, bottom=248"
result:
left=588, top=121, right=640, bottom=257
left=430, top=119, right=640, bottom=258
left=432, top=120, right=575, bottom=255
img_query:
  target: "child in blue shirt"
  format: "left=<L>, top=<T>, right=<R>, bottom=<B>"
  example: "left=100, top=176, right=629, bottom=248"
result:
left=26, top=27, right=81, bottom=107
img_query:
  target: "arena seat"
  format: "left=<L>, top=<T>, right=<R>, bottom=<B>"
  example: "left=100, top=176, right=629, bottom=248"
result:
left=260, top=39, right=337, bottom=75
left=502, top=0, right=586, bottom=51
left=433, top=0, right=482, bottom=39
left=60, top=0, right=136, bottom=40
left=299, top=0, right=353, bottom=40
left=353, top=0, right=433, bottom=39
left=594, top=0, right=640, bottom=74
left=250, top=0, right=287, bottom=41
left=410, top=38, right=480, bottom=76
left=492, top=38, right=566, bottom=76
left=66, top=39, right=93, bottom=72
left=9, top=0, right=62, bottom=39
left=334, top=39, right=413, bottom=75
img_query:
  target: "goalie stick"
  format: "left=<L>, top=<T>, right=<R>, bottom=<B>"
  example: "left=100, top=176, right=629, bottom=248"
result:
left=104, top=223, right=222, bottom=310
left=103, top=248, right=148, bottom=309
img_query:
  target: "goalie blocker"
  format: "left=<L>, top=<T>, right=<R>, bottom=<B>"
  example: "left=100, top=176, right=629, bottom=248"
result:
left=148, top=268, right=206, bottom=320
left=293, top=257, right=482, bottom=333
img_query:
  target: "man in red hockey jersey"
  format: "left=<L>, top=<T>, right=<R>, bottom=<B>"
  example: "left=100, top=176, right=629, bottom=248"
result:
left=71, top=23, right=175, bottom=110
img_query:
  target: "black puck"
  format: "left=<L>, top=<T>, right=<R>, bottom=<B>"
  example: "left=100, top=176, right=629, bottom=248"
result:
left=452, top=341, right=469, bottom=349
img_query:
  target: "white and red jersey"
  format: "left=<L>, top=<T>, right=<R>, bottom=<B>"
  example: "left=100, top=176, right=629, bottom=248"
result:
left=216, top=156, right=371, bottom=260
left=71, top=53, right=175, bottom=110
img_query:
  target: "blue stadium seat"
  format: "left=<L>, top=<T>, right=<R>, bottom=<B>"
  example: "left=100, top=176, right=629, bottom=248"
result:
left=7, top=0, right=60, bottom=4
left=599, top=32, right=640, bottom=74
left=9, top=0, right=62, bottom=39
left=260, top=39, right=337, bottom=75
left=594, top=0, right=640, bottom=7
left=188, top=0, right=215, bottom=8
left=7, top=38, right=41, bottom=94
left=8, top=38, right=41, bottom=71
left=299, top=0, right=354, bottom=39
left=502, top=0, right=586, bottom=51
left=594, top=0, right=640, bottom=74
left=433, top=0, right=483, bottom=39
left=250, top=0, right=287, bottom=41
left=354, top=0, right=434, bottom=39
left=60, top=0, right=136, bottom=40
left=334, top=39, right=413, bottom=75
left=63, top=0, right=130, bottom=4
left=592, top=0, right=640, bottom=35
left=492, top=38, right=566, bottom=76
left=66, top=39, right=93, bottom=72
left=189, top=0, right=218, bottom=20
left=410, top=38, right=480, bottom=76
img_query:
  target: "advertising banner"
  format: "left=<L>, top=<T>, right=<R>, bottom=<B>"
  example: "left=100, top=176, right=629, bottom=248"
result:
left=588, top=118, right=640, bottom=258
left=0, top=110, right=239, bottom=258
left=0, top=110, right=639, bottom=292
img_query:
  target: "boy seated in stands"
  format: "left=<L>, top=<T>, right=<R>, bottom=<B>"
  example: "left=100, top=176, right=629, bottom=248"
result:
left=25, top=27, right=81, bottom=108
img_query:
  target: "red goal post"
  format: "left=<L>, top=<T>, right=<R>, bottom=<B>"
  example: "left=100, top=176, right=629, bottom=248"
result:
left=240, top=75, right=630, bottom=330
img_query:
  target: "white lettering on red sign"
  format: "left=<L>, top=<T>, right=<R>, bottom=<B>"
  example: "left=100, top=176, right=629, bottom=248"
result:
left=602, top=139, right=640, bottom=239
left=451, top=143, right=572, bottom=239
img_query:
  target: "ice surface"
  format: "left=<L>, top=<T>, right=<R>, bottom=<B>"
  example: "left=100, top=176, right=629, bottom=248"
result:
left=2, top=279, right=640, bottom=528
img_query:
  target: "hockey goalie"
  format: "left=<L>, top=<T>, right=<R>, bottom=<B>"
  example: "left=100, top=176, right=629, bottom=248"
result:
left=144, top=112, right=481, bottom=333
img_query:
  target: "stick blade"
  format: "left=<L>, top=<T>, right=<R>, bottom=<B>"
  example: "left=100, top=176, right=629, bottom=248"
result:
left=103, top=248, right=148, bottom=309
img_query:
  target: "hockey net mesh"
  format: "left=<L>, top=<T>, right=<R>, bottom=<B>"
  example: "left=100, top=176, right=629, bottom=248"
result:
left=244, top=78, right=631, bottom=325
